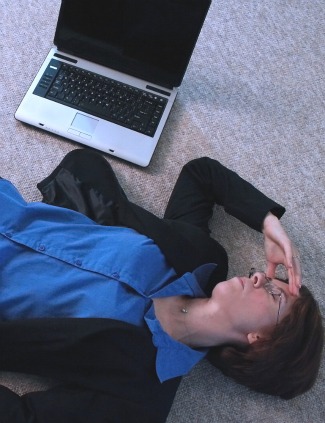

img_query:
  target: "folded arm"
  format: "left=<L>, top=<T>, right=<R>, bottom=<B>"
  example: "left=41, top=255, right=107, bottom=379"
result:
left=164, top=157, right=285, bottom=232
left=165, top=157, right=300, bottom=293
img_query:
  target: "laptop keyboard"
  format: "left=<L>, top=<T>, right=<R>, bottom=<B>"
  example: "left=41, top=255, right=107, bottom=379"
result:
left=35, top=61, right=168, bottom=137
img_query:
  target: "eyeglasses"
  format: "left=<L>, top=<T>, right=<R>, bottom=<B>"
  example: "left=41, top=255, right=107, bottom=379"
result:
left=249, top=268, right=283, bottom=325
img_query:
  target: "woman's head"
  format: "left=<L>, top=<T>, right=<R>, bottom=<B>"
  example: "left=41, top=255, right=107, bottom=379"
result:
left=209, top=271, right=296, bottom=344
left=207, top=284, right=324, bottom=399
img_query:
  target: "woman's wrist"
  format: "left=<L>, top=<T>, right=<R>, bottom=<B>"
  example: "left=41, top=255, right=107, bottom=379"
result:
left=262, top=212, right=278, bottom=233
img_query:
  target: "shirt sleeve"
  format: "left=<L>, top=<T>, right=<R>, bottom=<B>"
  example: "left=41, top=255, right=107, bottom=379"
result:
left=164, top=157, right=285, bottom=233
left=200, top=157, right=286, bottom=230
left=0, top=384, right=169, bottom=423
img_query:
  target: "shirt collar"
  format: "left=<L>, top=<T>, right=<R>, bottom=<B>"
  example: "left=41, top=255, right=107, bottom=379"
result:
left=150, top=263, right=218, bottom=299
left=145, top=310, right=208, bottom=382
left=145, top=264, right=217, bottom=381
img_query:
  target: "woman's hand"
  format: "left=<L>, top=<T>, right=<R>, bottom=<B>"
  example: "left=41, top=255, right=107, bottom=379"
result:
left=262, top=212, right=301, bottom=296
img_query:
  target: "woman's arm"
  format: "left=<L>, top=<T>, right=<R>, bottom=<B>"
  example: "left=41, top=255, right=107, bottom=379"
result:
left=164, top=157, right=285, bottom=233
left=0, top=318, right=179, bottom=423
left=0, top=384, right=166, bottom=423
left=165, top=158, right=301, bottom=291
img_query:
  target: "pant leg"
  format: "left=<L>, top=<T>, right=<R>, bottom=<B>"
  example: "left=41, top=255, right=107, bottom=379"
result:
left=37, top=148, right=127, bottom=225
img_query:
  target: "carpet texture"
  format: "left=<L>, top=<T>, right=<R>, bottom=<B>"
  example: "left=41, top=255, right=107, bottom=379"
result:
left=0, top=1, right=324, bottom=422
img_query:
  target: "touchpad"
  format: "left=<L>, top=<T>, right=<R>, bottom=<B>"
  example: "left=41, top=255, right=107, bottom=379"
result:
left=71, top=113, right=99, bottom=135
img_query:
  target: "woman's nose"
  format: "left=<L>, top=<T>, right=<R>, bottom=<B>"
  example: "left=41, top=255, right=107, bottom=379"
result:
left=250, top=271, right=266, bottom=288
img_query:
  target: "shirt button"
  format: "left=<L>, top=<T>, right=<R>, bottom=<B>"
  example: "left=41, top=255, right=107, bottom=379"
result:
left=111, top=272, right=120, bottom=279
left=75, top=259, right=82, bottom=266
left=38, top=244, right=46, bottom=252
left=5, top=232, right=13, bottom=238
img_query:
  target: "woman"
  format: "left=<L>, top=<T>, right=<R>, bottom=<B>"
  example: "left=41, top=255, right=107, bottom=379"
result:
left=0, top=149, right=323, bottom=422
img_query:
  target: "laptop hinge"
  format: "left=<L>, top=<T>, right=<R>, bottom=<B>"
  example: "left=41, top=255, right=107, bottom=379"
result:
left=146, top=85, right=171, bottom=97
left=54, top=53, right=78, bottom=64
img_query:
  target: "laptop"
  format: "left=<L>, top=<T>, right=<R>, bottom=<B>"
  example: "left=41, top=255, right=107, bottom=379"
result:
left=15, top=0, right=211, bottom=167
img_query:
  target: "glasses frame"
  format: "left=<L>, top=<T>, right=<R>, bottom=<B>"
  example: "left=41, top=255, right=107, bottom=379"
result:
left=249, top=268, right=283, bottom=325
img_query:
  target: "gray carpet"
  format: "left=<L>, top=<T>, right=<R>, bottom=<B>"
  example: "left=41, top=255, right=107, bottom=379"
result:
left=1, top=0, right=324, bottom=422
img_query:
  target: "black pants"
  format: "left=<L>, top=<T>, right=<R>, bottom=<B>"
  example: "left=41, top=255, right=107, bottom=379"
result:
left=38, top=148, right=223, bottom=231
left=37, top=148, right=229, bottom=282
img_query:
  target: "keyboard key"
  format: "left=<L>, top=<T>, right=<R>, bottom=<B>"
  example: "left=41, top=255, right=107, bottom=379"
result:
left=42, top=62, right=167, bottom=136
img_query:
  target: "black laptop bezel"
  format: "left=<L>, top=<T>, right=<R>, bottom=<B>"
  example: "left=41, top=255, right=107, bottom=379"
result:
left=53, top=0, right=211, bottom=89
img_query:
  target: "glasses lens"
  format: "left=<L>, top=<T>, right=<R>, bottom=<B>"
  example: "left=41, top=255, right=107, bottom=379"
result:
left=264, top=280, right=282, bottom=296
left=250, top=268, right=283, bottom=325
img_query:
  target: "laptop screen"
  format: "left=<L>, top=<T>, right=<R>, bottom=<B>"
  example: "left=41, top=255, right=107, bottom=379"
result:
left=54, top=0, right=211, bottom=88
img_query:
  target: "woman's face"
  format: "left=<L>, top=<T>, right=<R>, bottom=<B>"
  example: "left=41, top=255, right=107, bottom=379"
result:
left=211, top=271, right=297, bottom=336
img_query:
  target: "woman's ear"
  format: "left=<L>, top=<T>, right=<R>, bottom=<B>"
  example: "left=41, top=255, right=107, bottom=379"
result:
left=247, top=332, right=261, bottom=344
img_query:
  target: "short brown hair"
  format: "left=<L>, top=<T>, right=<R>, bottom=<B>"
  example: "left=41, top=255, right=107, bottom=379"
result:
left=207, top=285, right=324, bottom=399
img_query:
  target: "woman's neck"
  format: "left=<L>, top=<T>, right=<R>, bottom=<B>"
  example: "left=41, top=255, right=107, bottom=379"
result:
left=153, top=296, right=247, bottom=349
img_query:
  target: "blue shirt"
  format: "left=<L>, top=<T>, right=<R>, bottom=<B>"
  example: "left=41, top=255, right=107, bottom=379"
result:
left=0, top=179, right=216, bottom=382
